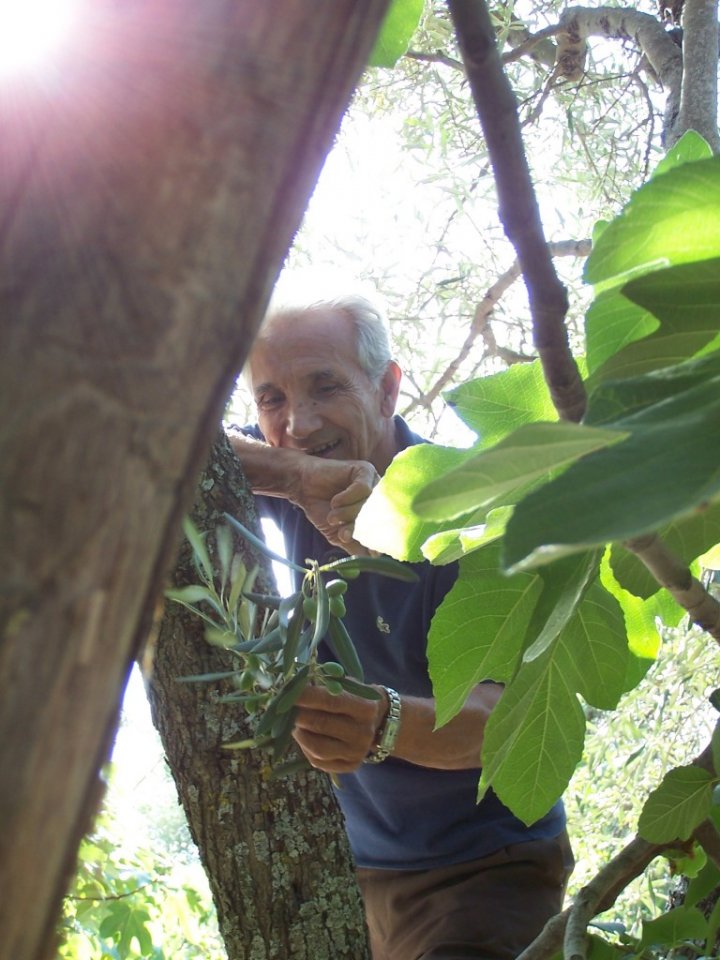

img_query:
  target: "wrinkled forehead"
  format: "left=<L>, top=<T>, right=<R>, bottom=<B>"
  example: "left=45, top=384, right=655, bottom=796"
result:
left=248, top=307, right=360, bottom=383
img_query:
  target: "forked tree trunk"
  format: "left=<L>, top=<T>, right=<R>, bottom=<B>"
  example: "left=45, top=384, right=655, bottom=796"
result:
left=0, top=4, right=389, bottom=959
left=147, top=434, right=369, bottom=959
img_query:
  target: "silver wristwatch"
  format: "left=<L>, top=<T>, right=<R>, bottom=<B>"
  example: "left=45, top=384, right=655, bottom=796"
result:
left=364, top=686, right=402, bottom=764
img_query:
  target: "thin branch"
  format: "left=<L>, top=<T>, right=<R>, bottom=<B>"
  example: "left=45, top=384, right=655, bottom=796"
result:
left=66, top=883, right=152, bottom=902
left=401, top=239, right=591, bottom=418
left=447, top=0, right=587, bottom=423
left=405, top=49, right=464, bottom=71
left=501, top=24, right=562, bottom=66
left=624, top=533, right=720, bottom=642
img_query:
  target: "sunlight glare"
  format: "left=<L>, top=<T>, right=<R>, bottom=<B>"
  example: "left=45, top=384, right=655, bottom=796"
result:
left=0, top=0, right=80, bottom=77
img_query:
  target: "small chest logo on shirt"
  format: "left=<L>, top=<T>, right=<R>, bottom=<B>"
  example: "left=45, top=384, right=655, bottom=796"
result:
left=376, top=616, right=391, bottom=635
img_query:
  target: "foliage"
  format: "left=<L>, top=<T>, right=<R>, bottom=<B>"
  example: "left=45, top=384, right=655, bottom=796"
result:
left=566, top=621, right=718, bottom=936
left=353, top=137, right=720, bottom=955
left=58, top=808, right=223, bottom=960
left=369, top=0, right=425, bottom=68
left=356, top=137, right=720, bottom=825
left=167, top=516, right=415, bottom=776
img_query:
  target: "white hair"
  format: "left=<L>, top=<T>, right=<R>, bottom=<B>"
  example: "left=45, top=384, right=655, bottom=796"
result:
left=249, top=294, right=393, bottom=386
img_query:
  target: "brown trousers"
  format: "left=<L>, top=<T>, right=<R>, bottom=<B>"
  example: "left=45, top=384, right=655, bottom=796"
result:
left=356, top=832, right=574, bottom=960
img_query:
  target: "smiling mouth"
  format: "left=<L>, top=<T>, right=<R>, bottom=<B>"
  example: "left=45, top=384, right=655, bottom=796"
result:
left=308, top=440, right=341, bottom=458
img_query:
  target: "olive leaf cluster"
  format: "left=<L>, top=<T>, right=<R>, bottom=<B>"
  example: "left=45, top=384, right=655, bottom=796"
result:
left=166, top=514, right=417, bottom=777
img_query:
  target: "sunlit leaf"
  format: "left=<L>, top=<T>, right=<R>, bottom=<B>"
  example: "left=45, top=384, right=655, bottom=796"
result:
left=478, top=582, right=629, bottom=823
left=652, top=130, right=713, bottom=179
left=522, top=552, right=600, bottom=663
left=444, top=361, right=557, bottom=447
left=591, top=258, right=720, bottom=383
left=413, top=422, right=626, bottom=522
left=638, top=765, right=715, bottom=842
left=428, top=543, right=542, bottom=727
left=585, top=289, right=657, bottom=375
left=369, top=0, right=424, bottom=68
left=504, top=374, right=720, bottom=572
left=354, top=443, right=478, bottom=560
left=421, top=506, right=512, bottom=564
left=585, top=156, right=720, bottom=293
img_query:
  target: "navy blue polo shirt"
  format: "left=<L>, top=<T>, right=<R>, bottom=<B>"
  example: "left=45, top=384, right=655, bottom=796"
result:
left=243, top=417, right=565, bottom=869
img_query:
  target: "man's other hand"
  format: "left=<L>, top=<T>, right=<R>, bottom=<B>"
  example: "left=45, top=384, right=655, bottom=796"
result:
left=294, top=456, right=378, bottom=555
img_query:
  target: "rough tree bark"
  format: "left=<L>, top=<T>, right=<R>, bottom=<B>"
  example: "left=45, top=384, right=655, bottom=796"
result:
left=147, top=433, right=369, bottom=959
left=0, top=3, right=390, bottom=959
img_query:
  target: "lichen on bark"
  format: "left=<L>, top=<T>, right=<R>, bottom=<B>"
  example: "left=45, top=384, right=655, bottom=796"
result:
left=145, top=431, right=370, bottom=959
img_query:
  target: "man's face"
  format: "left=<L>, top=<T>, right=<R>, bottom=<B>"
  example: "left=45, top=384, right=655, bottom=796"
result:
left=248, top=308, right=399, bottom=471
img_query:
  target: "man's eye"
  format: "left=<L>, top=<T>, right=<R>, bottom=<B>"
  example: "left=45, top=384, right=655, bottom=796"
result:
left=257, top=395, right=283, bottom=410
left=317, top=384, right=338, bottom=397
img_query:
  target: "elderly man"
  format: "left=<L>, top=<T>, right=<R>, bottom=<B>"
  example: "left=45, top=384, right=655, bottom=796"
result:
left=229, top=295, right=572, bottom=960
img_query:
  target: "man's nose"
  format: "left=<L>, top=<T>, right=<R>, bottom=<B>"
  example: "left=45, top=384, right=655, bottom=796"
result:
left=286, top=400, right=322, bottom=439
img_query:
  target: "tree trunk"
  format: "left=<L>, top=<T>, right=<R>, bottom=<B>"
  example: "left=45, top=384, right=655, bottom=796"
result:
left=0, top=4, right=389, bottom=959
left=146, top=433, right=369, bottom=959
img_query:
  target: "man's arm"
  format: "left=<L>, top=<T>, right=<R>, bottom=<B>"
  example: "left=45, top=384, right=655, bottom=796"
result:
left=291, top=683, right=503, bottom=775
left=227, top=433, right=377, bottom=553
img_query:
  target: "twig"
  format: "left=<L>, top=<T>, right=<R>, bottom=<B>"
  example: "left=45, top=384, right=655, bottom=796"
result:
left=447, top=0, right=587, bottom=422
left=401, top=239, right=591, bottom=418
left=624, top=534, right=720, bottom=642
left=66, top=882, right=152, bottom=902
left=405, top=49, right=464, bottom=71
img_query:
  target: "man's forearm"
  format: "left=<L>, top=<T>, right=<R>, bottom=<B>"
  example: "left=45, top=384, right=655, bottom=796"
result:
left=391, top=683, right=503, bottom=771
left=227, top=433, right=304, bottom=500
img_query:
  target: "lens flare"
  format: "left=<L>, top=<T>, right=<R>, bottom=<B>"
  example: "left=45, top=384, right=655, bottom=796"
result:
left=0, top=0, right=79, bottom=77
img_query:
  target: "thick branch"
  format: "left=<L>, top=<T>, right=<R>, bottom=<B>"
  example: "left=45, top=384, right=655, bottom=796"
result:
left=675, top=0, right=720, bottom=151
left=520, top=735, right=719, bottom=960
left=401, top=239, right=591, bottom=418
left=517, top=836, right=667, bottom=960
left=694, top=819, right=720, bottom=868
left=448, top=0, right=587, bottom=423
left=556, top=7, right=683, bottom=143
left=624, top=533, right=720, bottom=641
left=564, top=837, right=666, bottom=960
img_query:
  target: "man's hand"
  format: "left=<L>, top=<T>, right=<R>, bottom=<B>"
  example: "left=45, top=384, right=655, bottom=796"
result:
left=228, top=432, right=378, bottom=555
left=292, top=684, right=387, bottom=774
left=294, top=456, right=378, bottom=555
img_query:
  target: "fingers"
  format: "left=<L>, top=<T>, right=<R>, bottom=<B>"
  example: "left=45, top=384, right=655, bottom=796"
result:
left=292, top=686, right=383, bottom=773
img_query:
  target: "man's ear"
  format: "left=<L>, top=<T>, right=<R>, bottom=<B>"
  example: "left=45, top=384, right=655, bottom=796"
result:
left=379, top=361, right=402, bottom=417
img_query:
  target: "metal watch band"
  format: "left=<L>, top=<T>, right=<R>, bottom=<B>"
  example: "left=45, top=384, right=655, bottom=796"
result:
left=363, top=686, right=402, bottom=764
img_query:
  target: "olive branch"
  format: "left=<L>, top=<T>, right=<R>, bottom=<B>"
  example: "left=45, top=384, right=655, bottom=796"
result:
left=166, top=514, right=418, bottom=777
